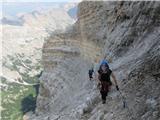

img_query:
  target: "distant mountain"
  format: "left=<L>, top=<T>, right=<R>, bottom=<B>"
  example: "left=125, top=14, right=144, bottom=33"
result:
left=68, top=6, right=78, bottom=19
left=20, top=9, right=75, bottom=32
left=1, top=3, right=76, bottom=120
left=2, top=8, right=74, bottom=85
left=1, top=2, right=78, bottom=26
left=0, top=16, right=23, bottom=26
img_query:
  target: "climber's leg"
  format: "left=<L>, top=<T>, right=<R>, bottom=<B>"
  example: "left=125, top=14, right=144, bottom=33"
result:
left=100, top=81, right=110, bottom=104
left=89, top=74, right=93, bottom=80
left=100, top=91, right=106, bottom=104
left=100, top=91, right=105, bottom=100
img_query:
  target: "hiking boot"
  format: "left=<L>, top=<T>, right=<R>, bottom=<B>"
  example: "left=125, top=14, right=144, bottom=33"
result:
left=102, top=100, right=106, bottom=104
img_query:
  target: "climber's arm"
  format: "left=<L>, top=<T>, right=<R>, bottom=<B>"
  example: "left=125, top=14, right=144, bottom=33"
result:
left=111, top=72, right=118, bottom=85
left=94, top=71, right=99, bottom=81
left=95, top=72, right=101, bottom=89
left=111, top=72, right=119, bottom=90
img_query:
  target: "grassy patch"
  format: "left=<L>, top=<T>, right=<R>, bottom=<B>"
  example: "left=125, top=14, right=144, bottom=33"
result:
left=1, top=81, right=39, bottom=120
left=1, top=53, right=42, bottom=120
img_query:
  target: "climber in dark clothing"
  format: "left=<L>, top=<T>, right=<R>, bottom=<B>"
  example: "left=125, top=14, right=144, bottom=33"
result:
left=88, top=68, right=94, bottom=80
left=97, top=63, right=119, bottom=104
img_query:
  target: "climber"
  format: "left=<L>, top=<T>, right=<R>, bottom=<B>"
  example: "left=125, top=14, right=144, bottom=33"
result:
left=88, top=68, right=94, bottom=80
left=97, top=63, right=119, bottom=104
left=93, top=55, right=109, bottom=82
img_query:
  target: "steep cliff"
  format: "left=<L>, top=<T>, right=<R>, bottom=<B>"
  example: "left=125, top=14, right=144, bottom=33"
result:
left=32, top=1, right=160, bottom=120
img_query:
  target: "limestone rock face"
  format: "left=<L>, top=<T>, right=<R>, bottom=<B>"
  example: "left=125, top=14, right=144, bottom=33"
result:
left=33, top=1, right=160, bottom=120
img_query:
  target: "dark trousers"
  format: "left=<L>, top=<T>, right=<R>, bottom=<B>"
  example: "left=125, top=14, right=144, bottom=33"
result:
left=100, top=91, right=108, bottom=100
left=89, top=74, right=93, bottom=79
left=100, top=81, right=110, bottom=101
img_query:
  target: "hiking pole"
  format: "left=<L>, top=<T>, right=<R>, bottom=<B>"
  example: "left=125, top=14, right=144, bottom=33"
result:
left=118, top=90, right=135, bottom=120
left=116, top=85, right=126, bottom=108
left=118, top=90, right=127, bottom=108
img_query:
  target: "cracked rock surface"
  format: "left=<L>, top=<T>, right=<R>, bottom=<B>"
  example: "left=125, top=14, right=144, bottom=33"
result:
left=31, top=1, right=160, bottom=120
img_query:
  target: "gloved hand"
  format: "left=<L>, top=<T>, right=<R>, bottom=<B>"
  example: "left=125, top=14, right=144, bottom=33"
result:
left=116, top=85, right=119, bottom=91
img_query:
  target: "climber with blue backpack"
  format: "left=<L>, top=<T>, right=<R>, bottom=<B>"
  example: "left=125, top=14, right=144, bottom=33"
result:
left=97, top=58, right=119, bottom=104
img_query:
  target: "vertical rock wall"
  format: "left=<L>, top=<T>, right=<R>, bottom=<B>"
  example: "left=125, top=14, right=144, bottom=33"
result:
left=33, top=1, right=160, bottom=120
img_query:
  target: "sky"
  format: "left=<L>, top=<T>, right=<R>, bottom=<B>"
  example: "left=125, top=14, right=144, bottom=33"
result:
left=1, top=0, right=81, bottom=3
left=2, top=2, right=64, bottom=16
left=0, top=0, right=80, bottom=18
